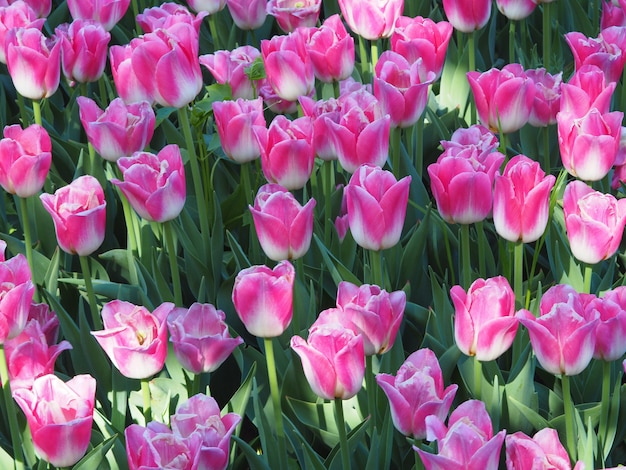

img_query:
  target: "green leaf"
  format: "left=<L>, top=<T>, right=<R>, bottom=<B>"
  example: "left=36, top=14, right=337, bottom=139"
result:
left=231, top=435, right=272, bottom=470
left=73, top=434, right=118, bottom=470
left=313, top=234, right=361, bottom=288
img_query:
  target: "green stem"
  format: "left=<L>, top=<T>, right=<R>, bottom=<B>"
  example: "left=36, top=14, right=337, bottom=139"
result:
left=32, top=99, right=42, bottom=127
left=543, top=2, right=551, bottom=71
left=583, top=264, right=592, bottom=294
left=359, top=35, right=369, bottom=82
left=414, top=113, right=424, bottom=177
left=208, top=14, right=220, bottom=52
left=18, top=197, right=35, bottom=285
left=514, top=241, right=524, bottom=307
left=264, top=338, right=288, bottom=470
left=334, top=398, right=350, bottom=470
left=0, top=345, right=23, bottom=470
left=509, top=20, right=516, bottom=64
left=141, top=378, right=151, bottom=424
left=333, top=80, right=341, bottom=99
left=322, top=160, right=334, bottom=247
left=191, top=373, right=202, bottom=397
left=476, top=221, right=486, bottom=278
left=391, top=126, right=401, bottom=179
left=598, top=360, right=611, bottom=463
left=365, top=355, right=376, bottom=430
left=79, top=255, right=102, bottom=330
left=370, top=40, right=379, bottom=75
left=131, top=0, right=142, bottom=35
left=468, top=31, right=476, bottom=124
left=163, top=220, right=182, bottom=306
left=474, top=356, right=482, bottom=401
left=461, top=224, right=471, bottom=288
left=561, top=374, right=577, bottom=462
left=543, top=126, right=551, bottom=175
left=16, top=93, right=27, bottom=127
left=369, top=249, right=383, bottom=288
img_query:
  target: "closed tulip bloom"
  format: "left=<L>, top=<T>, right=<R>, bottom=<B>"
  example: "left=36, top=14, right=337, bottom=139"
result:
left=213, top=98, right=265, bottom=163
left=67, top=0, right=131, bottom=31
left=256, top=115, right=315, bottom=190
left=40, top=175, right=107, bottom=256
left=112, top=145, right=186, bottom=223
left=19, top=0, right=50, bottom=18
left=109, top=43, right=154, bottom=104
left=232, top=260, right=295, bottom=338
left=376, top=348, right=458, bottom=439
left=291, top=323, right=365, bottom=400
left=13, top=374, right=96, bottom=468
left=467, top=64, right=535, bottom=134
left=566, top=27, right=626, bottom=84
left=167, top=303, right=243, bottom=374
left=441, top=124, right=500, bottom=156
left=226, top=0, right=267, bottom=30
left=185, top=0, right=227, bottom=14
left=602, top=0, right=626, bottom=29
left=563, top=180, right=626, bottom=264
left=345, top=165, right=411, bottom=251
left=267, top=0, right=321, bottom=33
left=56, top=19, right=110, bottom=84
left=136, top=2, right=207, bottom=35
left=0, top=254, right=34, bottom=343
left=5, top=27, right=60, bottom=100
left=0, top=123, right=51, bottom=197
left=250, top=184, right=316, bottom=261
left=305, top=14, right=355, bottom=83
left=91, top=300, right=174, bottom=379
left=493, top=155, right=556, bottom=243
left=584, top=290, right=626, bottom=361
left=0, top=1, right=45, bottom=64
left=77, top=96, right=155, bottom=162
left=299, top=95, right=342, bottom=160
left=338, top=0, right=403, bottom=40
left=442, top=0, right=492, bottom=33
left=506, top=428, right=585, bottom=470
left=200, top=45, right=261, bottom=100
left=496, top=0, right=537, bottom=20
left=526, top=68, right=562, bottom=127
left=417, top=400, right=506, bottom=470
left=451, top=276, right=518, bottom=361
left=560, top=64, right=616, bottom=118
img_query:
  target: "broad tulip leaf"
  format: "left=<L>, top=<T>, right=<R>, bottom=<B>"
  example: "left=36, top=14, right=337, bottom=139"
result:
left=231, top=435, right=272, bottom=470
left=73, top=434, right=118, bottom=470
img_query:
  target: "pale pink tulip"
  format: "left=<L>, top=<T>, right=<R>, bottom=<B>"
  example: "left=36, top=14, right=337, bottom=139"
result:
left=526, top=68, right=562, bottom=127
left=212, top=97, right=265, bottom=162
left=0, top=253, right=34, bottom=343
left=585, top=289, right=626, bottom=361
left=496, top=0, right=537, bottom=20
left=338, top=0, right=403, bottom=40
left=136, top=2, right=206, bottom=34
left=267, top=0, right=321, bottom=33
left=442, top=0, right=492, bottom=33
left=56, top=19, right=110, bottom=84
left=506, top=428, right=585, bottom=470
left=0, top=1, right=45, bottom=64
left=109, top=42, right=154, bottom=104
left=226, top=0, right=267, bottom=30
left=185, top=0, right=227, bottom=14
left=305, top=14, right=355, bottom=83
left=67, top=0, right=131, bottom=31
left=200, top=45, right=261, bottom=100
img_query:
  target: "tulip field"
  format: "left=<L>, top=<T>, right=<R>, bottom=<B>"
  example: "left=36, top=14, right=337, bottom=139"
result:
left=1, top=0, right=626, bottom=468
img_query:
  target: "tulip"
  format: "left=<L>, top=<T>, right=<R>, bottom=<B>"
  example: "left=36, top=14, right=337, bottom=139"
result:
left=566, top=27, right=626, bottom=84
left=305, top=14, right=355, bottom=83
left=299, top=95, right=342, bottom=160
left=602, top=0, right=626, bottom=29
left=258, top=81, right=300, bottom=114
left=495, top=0, right=537, bottom=20
left=291, top=323, right=365, bottom=400
left=225, top=0, right=267, bottom=30
left=563, top=180, right=626, bottom=264
left=517, top=284, right=598, bottom=375
left=67, top=0, right=131, bottom=31
left=467, top=63, right=535, bottom=134
left=232, top=260, right=294, bottom=338
left=185, top=0, right=227, bottom=14
left=338, top=0, right=403, bottom=40
left=267, top=0, right=322, bottom=33
left=493, top=155, right=556, bottom=243
left=25, top=302, right=61, bottom=346
left=111, top=144, right=186, bottom=223
left=212, top=97, right=265, bottom=163
left=200, top=45, right=261, bottom=100
left=91, top=300, right=174, bottom=379
left=249, top=184, right=316, bottom=261
left=136, top=2, right=207, bottom=34
left=40, top=175, right=107, bottom=256
left=442, top=0, right=492, bottom=33
left=5, top=27, right=61, bottom=100
left=441, top=124, right=500, bottom=155
left=416, top=400, right=506, bottom=470
left=506, top=428, right=585, bottom=470
left=56, top=19, right=111, bottom=84
left=344, top=165, right=411, bottom=251
left=167, top=303, right=243, bottom=374
left=256, top=115, right=315, bottom=190
left=18, top=0, right=50, bottom=19
left=13, top=374, right=96, bottom=468
left=560, top=64, right=616, bottom=118
left=0, top=123, right=51, bottom=197
left=0, top=254, right=34, bottom=343
left=109, top=42, right=154, bottom=104
left=0, top=1, right=45, bottom=64
left=526, top=68, right=562, bottom=127
left=585, top=289, right=626, bottom=361
left=451, top=276, right=518, bottom=361
left=77, top=96, right=155, bottom=162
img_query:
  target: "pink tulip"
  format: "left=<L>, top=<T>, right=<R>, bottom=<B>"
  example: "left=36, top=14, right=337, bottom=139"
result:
left=77, top=96, right=156, bottom=162
left=226, top=0, right=267, bottom=30
left=13, top=374, right=96, bottom=468
left=5, top=27, right=60, bottom=100
left=185, top=0, right=227, bottom=14
left=258, top=81, right=300, bottom=114
left=467, top=63, right=535, bottom=134
left=91, top=300, right=174, bottom=379
left=495, top=0, right=537, bottom=20
left=200, top=45, right=261, bottom=100
left=299, top=95, right=342, bottom=160
left=212, top=97, right=265, bottom=163
left=18, top=0, right=50, bottom=18
left=109, top=42, right=154, bottom=104
left=584, top=288, right=626, bottom=361
left=493, top=155, right=556, bottom=243
left=0, top=123, right=51, bottom=197
left=517, top=284, right=598, bottom=375
left=267, top=0, right=321, bottom=33
left=136, top=2, right=207, bottom=35
left=40, top=175, right=107, bottom=256
left=506, top=428, right=585, bottom=470
left=417, top=400, right=506, bottom=470
left=67, top=0, right=131, bottom=31
left=374, top=50, right=435, bottom=128
left=344, top=165, right=411, bottom=251
left=442, top=0, right=492, bottom=33
left=338, top=0, right=403, bottom=40
left=232, top=260, right=294, bottom=338
left=0, top=254, right=34, bottom=343
left=441, top=124, right=499, bottom=155
left=261, top=31, right=314, bottom=102
left=56, top=19, right=110, bottom=84
left=560, top=64, right=616, bottom=118
left=305, top=14, right=355, bottom=83
left=256, top=115, right=315, bottom=190
left=25, top=302, right=61, bottom=346
left=451, top=276, right=518, bottom=362
left=391, top=16, right=453, bottom=80
left=376, top=348, right=458, bottom=439
left=167, top=303, right=243, bottom=374
left=0, top=1, right=45, bottom=64
left=250, top=184, right=316, bottom=261
left=566, top=27, right=626, bottom=84
left=563, top=180, right=626, bottom=264
left=602, top=0, right=626, bottom=29
left=111, top=144, right=186, bottom=223
left=526, top=68, right=562, bottom=127
left=170, top=394, right=241, bottom=470
left=291, top=323, right=365, bottom=400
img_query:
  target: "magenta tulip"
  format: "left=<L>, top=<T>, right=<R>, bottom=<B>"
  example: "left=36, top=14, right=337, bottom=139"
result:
left=225, top=0, right=267, bottom=30
left=291, top=323, right=365, bottom=400
left=250, top=184, right=316, bottom=261
left=77, top=96, right=155, bottom=162
left=136, top=2, right=207, bottom=35
left=267, top=0, right=321, bottom=33
left=602, top=0, right=626, bottom=29
left=111, top=144, right=186, bottom=223
left=109, top=42, right=154, bottom=104
left=344, top=165, right=411, bottom=251
left=91, top=300, right=174, bottom=379
left=0, top=123, right=51, bottom=197
left=200, top=45, right=261, bottom=100
left=493, top=155, right=556, bottom=243
left=585, top=289, right=626, bottom=361
left=526, top=68, right=562, bottom=127
left=299, top=95, right=342, bottom=161
left=40, top=175, right=107, bottom=256
left=305, top=14, right=355, bottom=83
left=566, top=27, right=626, bottom=84
left=0, top=1, right=45, bottom=64
left=212, top=97, right=265, bottom=163
left=338, top=0, right=403, bottom=40
left=13, top=374, right=96, bottom=468
left=560, top=64, right=616, bottom=118
left=506, top=428, right=585, bottom=470
left=495, top=0, right=537, bottom=20
left=376, top=348, right=458, bottom=439
left=442, top=0, right=492, bottom=33
left=441, top=124, right=499, bottom=154
left=17, top=0, right=50, bottom=19
left=56, top=19, right=110, bottom=84
left=167, top=303, right=243, bottom=374
left=563, top=180, right=626, bottom=264
left=67, top=0, right=131, bottom=31
left=0, top=254, right=34, bottom=343
left=232, top=260, right=294, bottom=338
